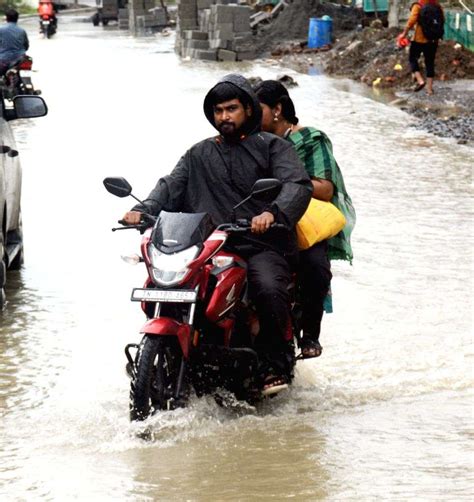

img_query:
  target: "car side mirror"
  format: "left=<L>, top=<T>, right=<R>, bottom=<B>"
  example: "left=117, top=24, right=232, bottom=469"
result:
left=103, top=177, right=133, bottom=198
left=11, top=96, right=48, bottom=120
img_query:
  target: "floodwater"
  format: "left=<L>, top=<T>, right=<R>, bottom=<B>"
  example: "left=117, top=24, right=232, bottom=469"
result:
left=1, top=14, right=473, bottom=501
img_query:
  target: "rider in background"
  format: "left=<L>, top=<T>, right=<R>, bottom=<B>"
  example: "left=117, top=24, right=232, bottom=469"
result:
left=0, top=9, right=29, bottom=75
left=38, top=0, right=58, bottom=31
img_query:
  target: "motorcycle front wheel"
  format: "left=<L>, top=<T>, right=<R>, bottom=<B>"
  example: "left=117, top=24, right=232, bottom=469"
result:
left=130, top=335, right=182, bottom=421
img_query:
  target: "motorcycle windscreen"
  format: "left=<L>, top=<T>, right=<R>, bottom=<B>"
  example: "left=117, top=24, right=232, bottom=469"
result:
left=151, top=211, right=215, bottom=253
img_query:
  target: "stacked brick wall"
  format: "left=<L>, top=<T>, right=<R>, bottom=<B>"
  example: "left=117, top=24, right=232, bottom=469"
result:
left=176, top=0, right=255, bottom=61
left=128, top=0, right=168, bottom=34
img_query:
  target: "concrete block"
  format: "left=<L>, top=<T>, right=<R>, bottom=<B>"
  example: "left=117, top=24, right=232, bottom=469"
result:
left=212, top=26, right=234, bottom=40
left=178, top=4, right=197, bottom=17
left=233, top=21, right=250, bottom=33
left=197, top=0, right=213, bottom=8
left=184, top=30, right=208, bottom=40
left=194, top=49, right=217, bottom=61
left=217, top=49, right=237, bottom=61
left=209, top=38, right=227, bottom=49
left=179, top=18, right=199, bottom=29
left=210, top=4, right=233, bottom=23
left=199, top=10, right=210, bottom=31
left=184, top=39, right=210, bottom=49
left=237, top=50, right=256, bottom=60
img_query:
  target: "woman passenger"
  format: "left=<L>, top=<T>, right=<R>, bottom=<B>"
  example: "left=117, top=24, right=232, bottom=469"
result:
left=254, top=80, right=356, bottom=358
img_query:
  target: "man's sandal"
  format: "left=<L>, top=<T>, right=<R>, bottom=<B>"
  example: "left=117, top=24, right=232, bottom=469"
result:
left=261, top=374, right=289, bottom=396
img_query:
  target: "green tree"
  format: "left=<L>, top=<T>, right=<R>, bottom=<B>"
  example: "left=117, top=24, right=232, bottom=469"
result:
left=0, top=1, right=34, bottom=15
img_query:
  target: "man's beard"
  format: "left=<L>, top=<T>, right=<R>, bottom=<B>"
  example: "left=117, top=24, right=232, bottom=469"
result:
left=217, top=121, right=240, bottom=138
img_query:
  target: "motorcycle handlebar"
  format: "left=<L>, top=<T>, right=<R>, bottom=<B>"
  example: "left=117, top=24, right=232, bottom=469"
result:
left=112, top=213, right=156, bottom=233
left=217, top=221, right=288, bottom=232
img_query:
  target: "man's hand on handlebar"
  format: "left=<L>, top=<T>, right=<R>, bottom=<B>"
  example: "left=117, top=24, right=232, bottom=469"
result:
left=121, top=211, right=143, bottom=225
left=251, top=211, right=274, bottom=234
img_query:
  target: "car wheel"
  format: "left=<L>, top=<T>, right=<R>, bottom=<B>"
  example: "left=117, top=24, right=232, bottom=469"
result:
left=0, top=232, right=6, bottom=309
left=8, top=216, right=24, bottom=271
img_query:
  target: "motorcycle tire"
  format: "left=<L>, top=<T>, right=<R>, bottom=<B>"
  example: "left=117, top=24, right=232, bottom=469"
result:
left=130, top=336, right=181, bottom=421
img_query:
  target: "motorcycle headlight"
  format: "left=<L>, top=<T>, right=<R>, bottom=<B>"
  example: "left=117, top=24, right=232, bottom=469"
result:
left=148, top=244, right=199, bottom=286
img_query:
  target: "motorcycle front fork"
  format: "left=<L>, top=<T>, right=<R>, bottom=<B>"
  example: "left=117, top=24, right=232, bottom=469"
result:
left=124, top=340, right=187, bottom=409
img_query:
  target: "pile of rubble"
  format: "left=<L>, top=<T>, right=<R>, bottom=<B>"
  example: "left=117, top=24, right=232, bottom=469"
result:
left=323, top=25, right=474, bottom=89
left=175, top=0, right=255, bottom=61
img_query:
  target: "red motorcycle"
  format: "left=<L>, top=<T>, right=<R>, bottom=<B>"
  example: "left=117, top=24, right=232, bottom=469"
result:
left=104, top=177, right=302, bottom=421
left=40, top=14, right=57, bottom=38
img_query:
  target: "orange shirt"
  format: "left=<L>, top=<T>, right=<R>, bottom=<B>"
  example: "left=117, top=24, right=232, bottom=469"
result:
left=405, top=3, right=428, bottom=43
left=38, top=3, right=54, bottom=17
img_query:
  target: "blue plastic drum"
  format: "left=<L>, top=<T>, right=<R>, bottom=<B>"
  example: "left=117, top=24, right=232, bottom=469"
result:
left=308, top=17, right=333, bottom=49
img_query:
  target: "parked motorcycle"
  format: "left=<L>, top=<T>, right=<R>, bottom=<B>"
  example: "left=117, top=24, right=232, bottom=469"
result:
left=40, top=15, right=57, bottom=38
left=0, top=55, right=41, bottom=100
left=104, top=177, right=304, bottom=421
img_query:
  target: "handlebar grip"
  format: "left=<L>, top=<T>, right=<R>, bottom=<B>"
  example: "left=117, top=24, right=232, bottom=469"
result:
left=141, top=213, right=156, bottom=224
left=118, top=219, right=127, bottom=225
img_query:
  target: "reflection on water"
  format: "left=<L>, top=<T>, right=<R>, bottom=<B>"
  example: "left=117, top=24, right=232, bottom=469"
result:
left=0, top=17, right=472, bottom=500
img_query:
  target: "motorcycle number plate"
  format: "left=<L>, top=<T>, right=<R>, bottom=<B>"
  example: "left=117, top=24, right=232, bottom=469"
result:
left=42, top=21, right=50, bottom=24
left=131, top=288, right=197, bottom=303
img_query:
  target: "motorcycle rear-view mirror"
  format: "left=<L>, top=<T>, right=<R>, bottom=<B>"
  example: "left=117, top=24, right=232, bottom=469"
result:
left=231, top=178, right=282, bottom=221
left=250, top=178, right=282, bottom=200
left=103, top=177, right=133, bottom=198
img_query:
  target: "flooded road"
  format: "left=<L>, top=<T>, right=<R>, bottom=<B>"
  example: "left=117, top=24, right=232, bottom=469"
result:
left=1, top=15, right=473, bottom=500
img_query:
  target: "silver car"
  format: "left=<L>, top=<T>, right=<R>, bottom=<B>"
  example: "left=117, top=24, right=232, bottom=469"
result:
left=0, top=95, right=48, bottom=308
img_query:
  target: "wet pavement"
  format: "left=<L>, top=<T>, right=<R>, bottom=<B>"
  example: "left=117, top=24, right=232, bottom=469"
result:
left=0, top=15, right=473, bottom=501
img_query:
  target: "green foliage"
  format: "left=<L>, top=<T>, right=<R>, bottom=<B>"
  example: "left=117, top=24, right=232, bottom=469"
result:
left=0, top=1, right=35, bottom=15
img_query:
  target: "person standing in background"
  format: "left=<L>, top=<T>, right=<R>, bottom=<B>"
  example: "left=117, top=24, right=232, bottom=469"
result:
left=399, top=0, right=445, bottom=96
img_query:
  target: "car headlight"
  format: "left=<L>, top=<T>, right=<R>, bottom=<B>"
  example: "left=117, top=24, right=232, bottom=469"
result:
left=148, top=244, right=199, bottom=286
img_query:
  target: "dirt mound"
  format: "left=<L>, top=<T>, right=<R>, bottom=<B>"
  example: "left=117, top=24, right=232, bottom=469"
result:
left=254, top=0, right=363, bottom=55
left=324, top=26, right=474, bottom=89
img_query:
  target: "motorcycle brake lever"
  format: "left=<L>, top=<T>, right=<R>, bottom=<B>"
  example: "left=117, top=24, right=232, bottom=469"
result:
left=112, top=221, right=145, bottom=232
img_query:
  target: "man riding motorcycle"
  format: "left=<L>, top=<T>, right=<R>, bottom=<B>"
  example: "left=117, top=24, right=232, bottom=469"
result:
left=38, top=0, right=58, bottom=33
left=122, top=74, right=312, bottom=393
left=0, top=9, right=29, bottom=76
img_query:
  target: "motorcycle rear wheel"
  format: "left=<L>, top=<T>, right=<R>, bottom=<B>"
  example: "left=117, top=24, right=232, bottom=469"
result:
left=130, top=336, right=181, bottom=421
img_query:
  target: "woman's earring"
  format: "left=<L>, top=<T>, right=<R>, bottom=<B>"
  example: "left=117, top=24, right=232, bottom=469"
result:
left=273, top=114, right=279, bottom=122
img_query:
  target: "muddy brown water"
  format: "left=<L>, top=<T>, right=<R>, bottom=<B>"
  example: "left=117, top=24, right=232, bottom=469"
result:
left=1, top=17, right=472, bottom=501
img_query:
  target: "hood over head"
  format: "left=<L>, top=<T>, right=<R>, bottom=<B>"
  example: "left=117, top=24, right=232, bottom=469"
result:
left=203, top=74, right=262, bottom=136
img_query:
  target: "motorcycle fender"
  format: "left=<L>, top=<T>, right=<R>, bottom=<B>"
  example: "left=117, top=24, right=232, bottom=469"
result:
left=140, top=318, right=191, bottom=359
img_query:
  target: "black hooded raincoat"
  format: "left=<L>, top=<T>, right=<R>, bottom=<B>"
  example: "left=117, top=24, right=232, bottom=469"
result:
left=136, top=74, right=312, bottom=257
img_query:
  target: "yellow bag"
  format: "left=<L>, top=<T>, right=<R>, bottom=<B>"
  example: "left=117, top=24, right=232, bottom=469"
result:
left=296, top=198, right=346, bottom=250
